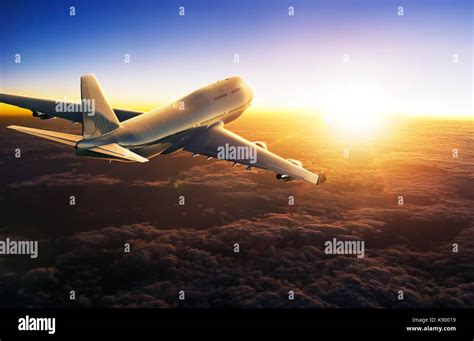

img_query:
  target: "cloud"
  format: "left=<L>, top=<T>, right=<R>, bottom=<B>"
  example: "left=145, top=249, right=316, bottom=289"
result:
left=8, top=172, right=122, bottom=188
left=0, top=116, right=472, bottom=308
left=174, top=162, right=262, bottom=190
left=1, top=210, right=471, bottom=308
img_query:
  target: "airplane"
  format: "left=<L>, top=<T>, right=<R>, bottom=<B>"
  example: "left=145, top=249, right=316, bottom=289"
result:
left=0, top=75, right=326, bottom=185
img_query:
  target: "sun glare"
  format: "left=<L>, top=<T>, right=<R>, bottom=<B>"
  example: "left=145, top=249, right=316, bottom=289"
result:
left=322, top=81, right=386, bottom=140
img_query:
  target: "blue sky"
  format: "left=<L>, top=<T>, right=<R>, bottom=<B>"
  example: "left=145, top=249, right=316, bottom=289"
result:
left=0, top=0, right=472, bottom=116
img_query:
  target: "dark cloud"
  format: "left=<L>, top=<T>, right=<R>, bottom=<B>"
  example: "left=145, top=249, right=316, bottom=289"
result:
left=8, top=171, right=122, bottom=188
left=1, top=212, right=472, bottom=308
left=0, top=115, right=472, bottom=308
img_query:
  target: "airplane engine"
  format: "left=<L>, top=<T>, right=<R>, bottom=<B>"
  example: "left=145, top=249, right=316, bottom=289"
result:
left=32, top=111, right=52, bottom=120
left=276, top=158, right=304, bottom=181
left=253, top=141, right=267, bottom=150
left=276, top=173, right=294, bottom=181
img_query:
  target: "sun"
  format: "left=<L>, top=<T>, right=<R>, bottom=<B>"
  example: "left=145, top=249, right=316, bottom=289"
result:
left=322, top=81, right=386, bottom=139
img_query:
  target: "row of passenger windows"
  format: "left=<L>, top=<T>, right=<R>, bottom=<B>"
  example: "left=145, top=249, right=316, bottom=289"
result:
left=214, top=93, right=228, bottom=100
left=213, top=87, right=241, bottom=100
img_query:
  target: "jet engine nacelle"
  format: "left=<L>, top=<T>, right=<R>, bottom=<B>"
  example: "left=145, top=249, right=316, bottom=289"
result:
left=253, top=141, right=267, bottom=150
left=276, top=158, right=304, bottom=181
left=32, top=111, right=52, bottom=120
left=276, top=173, right=294, bottom=181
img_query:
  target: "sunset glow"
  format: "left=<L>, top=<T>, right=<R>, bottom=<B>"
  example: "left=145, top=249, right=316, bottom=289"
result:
left=0, top=0, right=472, bottom=119
left=0, top=0, right=473, bottom=331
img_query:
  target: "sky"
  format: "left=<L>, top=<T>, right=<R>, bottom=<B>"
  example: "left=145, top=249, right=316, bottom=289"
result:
left=0, top=0, right=472, bottom=117
left=0, top=1, right=473, bottom=310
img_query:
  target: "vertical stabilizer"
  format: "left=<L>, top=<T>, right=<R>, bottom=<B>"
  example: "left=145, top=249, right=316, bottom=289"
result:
left=81, top=74, right=121, bottom=138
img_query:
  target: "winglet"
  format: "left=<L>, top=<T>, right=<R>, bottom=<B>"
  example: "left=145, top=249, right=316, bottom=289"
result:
left=317, top=172, right=327, bottom=185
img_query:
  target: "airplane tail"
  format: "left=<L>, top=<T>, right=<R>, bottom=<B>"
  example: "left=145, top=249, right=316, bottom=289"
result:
left=7, top=125, right=149, bottom=163
left=6, top=74, right=148, bottom=163
left=80, top=74, right=121, bottom=139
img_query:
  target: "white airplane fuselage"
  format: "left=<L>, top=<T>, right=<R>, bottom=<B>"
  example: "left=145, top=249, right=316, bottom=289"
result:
left=77, top=76, right=253, bottom=158
left=4, top=74, right=326, bottom=184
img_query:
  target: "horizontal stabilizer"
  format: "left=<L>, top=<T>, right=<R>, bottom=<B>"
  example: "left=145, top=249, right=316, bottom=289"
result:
left=89, top=143, right=149, bottom=163
left=8, top=125, right=148, bottom=163
left=7, top=125, right=82, bottom=146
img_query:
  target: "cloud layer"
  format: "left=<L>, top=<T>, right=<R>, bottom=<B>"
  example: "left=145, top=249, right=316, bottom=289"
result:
left=0, top=115, right=472, bottom=308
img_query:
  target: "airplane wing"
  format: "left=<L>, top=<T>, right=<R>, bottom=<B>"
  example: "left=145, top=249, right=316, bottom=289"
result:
left=184, top=123, right=326, bottom=185
left=7, top=125, right=148, bottom=163
left=0, top=93, right=142, bottom=123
